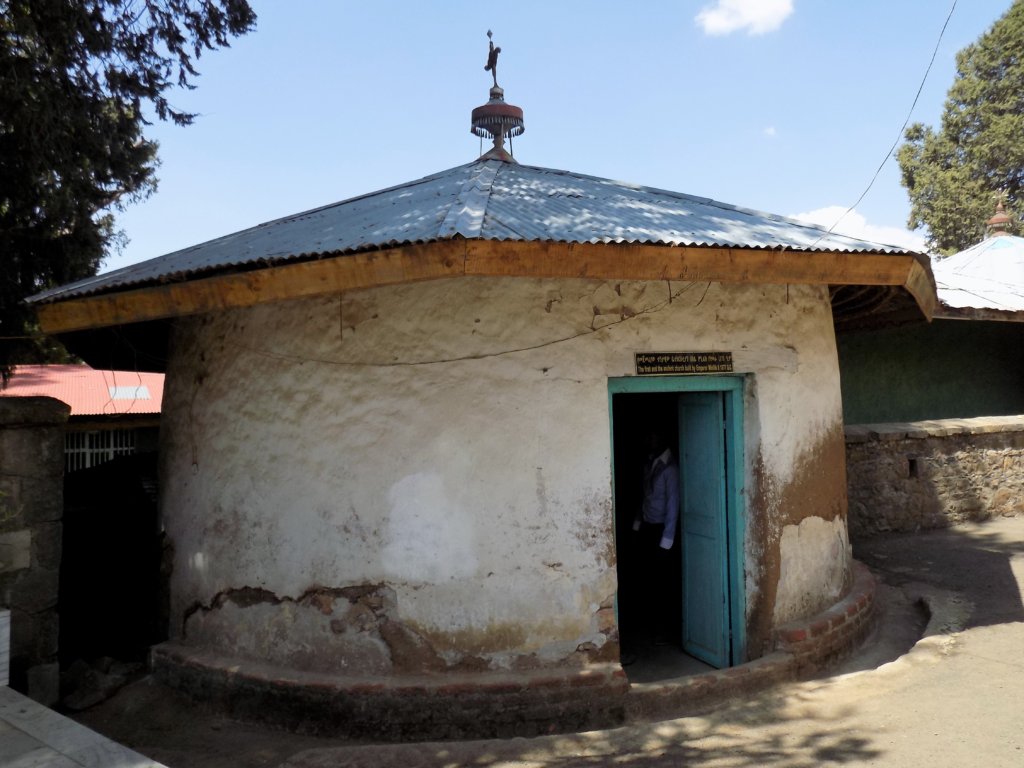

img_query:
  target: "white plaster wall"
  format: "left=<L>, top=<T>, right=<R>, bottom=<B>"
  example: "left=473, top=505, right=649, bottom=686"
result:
left=727, top=282, right=851, bottom=626
left=773, top=515, right=852, bottom=624
left=160, top=276, right=848, bottom=668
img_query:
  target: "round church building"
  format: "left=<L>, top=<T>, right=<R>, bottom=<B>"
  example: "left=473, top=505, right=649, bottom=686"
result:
left=31, top=61, right=934, bottom=737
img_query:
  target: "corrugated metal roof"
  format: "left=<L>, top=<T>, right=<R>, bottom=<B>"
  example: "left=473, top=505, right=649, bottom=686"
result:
left=1, top=365, right=164, bottom=416
left=932, top=234, right=1024, bottom=314
left=30, top=159, right=917, bottom=304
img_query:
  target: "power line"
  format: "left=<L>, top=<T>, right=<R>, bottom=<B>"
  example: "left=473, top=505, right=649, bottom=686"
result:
left=815, top=0, right=958, bottom=247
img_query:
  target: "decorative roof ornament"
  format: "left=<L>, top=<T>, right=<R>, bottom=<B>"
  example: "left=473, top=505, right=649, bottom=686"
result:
left=986, top=193, right=1014, bottom=236
left=484, top=29, right=501, bottom=88
left=471, top=30, right=524, bottom=163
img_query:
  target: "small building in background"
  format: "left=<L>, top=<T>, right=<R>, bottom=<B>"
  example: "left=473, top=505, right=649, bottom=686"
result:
left=2, top=365, right=167, bottom=693
left=1, top=364, right=163, bottom=472
left=838, top=201, right=1024, bottom=424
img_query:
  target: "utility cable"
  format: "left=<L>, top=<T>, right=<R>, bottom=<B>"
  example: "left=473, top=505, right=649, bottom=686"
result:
left=812, top=0, right=958, bottom=248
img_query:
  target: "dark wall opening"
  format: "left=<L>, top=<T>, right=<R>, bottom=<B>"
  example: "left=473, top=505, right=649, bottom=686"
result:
left=612, top=393, right=682, bottom=655
left=60, top=452, right=167, bottom=667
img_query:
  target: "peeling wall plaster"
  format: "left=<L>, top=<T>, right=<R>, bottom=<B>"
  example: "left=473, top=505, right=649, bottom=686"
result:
left=773, top=515, right=852, bottom=625
left=159, top=276, right=849, bottom=671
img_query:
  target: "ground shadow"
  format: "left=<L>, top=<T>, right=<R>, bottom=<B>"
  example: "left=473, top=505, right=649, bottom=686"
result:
left=73, top=519, right=1024, bottom=768
left=284, top=687, right=883, bottom=768
left=854, top=518, right=1024, bottom=629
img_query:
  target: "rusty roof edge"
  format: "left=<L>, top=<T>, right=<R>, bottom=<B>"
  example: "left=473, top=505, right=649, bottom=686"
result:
left=933, top=305, right=1024, bottom=322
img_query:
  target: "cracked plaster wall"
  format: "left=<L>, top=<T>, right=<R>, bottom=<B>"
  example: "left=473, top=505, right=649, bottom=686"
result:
left=159, top=275, right=849, bottom=673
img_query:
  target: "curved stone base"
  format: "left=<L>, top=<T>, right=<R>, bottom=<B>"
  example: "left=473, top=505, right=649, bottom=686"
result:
left=151, top=646, right=630, bottom=740
left=628, top=560, right=877, bottom=721
left=151, top=562, right=877, bottom=740
left=773, top=560, right=877, bottom=672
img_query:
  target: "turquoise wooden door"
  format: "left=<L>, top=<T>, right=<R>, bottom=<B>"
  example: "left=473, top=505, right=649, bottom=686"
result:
left=678, top=391, right=730, bottom=668
left=608, top=375, right=745, bottom=667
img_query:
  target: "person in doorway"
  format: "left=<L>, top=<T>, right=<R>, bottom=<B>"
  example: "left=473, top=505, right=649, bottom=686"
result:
left=633, top=428, right=680, bottom=550
left=631, top=427, right=680, bottom=645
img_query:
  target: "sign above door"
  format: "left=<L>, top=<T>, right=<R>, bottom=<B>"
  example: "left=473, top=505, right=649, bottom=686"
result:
left=635, top=352, right=734, bottom=376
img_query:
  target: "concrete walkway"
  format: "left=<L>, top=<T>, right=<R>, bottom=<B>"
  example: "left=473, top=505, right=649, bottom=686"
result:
left=0, top=686, right=165, bottom=767
left=15, top=516, right=1024, bottom=767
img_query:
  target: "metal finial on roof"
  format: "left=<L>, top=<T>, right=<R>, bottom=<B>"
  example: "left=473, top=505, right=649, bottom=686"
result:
left=471, top=30, right=524, bottom=163
left=987, top=193, right=1013, bottom=236
left=484, top=29, right=501, bottom=88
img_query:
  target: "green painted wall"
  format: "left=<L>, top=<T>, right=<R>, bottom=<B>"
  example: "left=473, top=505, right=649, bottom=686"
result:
left=837, top=319, right=1024, bottom=424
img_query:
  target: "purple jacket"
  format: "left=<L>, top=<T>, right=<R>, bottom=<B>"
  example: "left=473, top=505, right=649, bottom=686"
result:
left=635, top=449, right=680, bottom=550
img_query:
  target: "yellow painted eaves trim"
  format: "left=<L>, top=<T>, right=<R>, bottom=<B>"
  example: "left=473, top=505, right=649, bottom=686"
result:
left=35, top=240, right=936, bottom=334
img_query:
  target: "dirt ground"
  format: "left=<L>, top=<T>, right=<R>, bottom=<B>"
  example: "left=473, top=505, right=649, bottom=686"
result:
left=67, top=676, right=355, bottom=767
left=69, top=590, right=924, bottom=768
left=69, top=516, right=1024, bottom=768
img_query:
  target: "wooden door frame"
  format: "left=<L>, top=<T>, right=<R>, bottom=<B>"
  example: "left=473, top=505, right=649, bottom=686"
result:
left=608, top=375, right=747, bottom=666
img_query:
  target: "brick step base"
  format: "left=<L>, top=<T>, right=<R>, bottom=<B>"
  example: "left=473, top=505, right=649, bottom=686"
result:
left=152, top=561, right=877, bottom=740
left=629, top=560, right=877, bottom=720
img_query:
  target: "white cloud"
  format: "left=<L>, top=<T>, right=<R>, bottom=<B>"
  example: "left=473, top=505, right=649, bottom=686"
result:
left=763, top=126, right=777, bottom=138
left=790, top=206, right=927, bottom=252
left=696, top=0, right=794, bottom=36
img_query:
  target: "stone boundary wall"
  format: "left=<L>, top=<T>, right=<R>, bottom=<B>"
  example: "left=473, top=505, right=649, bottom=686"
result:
left=0, top=396, right=69, bottom=704
left=845, top=415, right=1024, bottom=538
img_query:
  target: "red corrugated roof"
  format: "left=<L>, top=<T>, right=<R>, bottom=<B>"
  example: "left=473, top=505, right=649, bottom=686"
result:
left=1, top=365, right=163, bottom=416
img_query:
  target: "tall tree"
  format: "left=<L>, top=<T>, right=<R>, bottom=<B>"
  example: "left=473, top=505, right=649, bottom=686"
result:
left=898, top=1, right=1024, bottom=254
left=0, top=0, right=256, bottom=380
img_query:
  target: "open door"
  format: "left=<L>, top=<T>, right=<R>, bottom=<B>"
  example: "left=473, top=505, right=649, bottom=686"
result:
left=678, top=392, right=730, bottom=668
left=609, top=376, right=745, bottom=676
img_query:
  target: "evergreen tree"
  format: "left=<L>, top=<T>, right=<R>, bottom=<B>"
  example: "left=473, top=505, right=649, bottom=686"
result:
left=0, top=0, right=256, bottom=381
left=898, top=1, right=1024, bottom=254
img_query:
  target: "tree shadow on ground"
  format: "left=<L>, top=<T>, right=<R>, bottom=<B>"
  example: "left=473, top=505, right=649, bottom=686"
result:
left=854, top=517, right=1024, bottom=629
left=81, top=519, right=1024, bottom=768
left=288, top=690, right=881, bottom=768
left=288, top=518, right=1024, bottom=768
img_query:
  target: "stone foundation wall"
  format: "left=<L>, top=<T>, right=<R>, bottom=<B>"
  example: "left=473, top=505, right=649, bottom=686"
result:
left=152, top=645, right=630, bottom=740
left=845, top=416, right=1024, bottom=538
left=0, top=397, right=69, bottom=703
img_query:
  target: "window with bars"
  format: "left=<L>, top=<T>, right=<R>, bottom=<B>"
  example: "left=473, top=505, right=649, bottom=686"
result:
left=65, top=429, right=137, bottom=473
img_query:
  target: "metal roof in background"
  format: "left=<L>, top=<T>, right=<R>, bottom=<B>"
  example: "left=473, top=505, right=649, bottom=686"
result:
left=1, top=364, right=164, bottom=416
left=30, top=159, right=919, bottom=305
left=932, top=233, right=1024, bottom=316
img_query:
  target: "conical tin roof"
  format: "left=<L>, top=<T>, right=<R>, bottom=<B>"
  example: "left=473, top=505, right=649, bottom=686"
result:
left=30, top=159, right=918, bottom=305
left=933, top=232, right=1024, bottom=316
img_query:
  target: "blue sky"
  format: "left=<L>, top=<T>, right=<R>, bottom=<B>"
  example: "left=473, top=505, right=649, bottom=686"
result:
left=103, top=0, right=1013, bottom=273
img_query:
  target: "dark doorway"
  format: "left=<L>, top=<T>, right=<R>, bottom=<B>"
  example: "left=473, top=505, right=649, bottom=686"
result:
left=60, top=452, right=167, bottom=668
left=612, top=393, right=682, bottom=653
left=610, top=378, right=746, bottom=678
